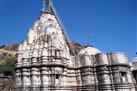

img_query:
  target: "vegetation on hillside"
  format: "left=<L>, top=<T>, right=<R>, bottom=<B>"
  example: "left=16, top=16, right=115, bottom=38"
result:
left=0, top=58, right=16, bottom=76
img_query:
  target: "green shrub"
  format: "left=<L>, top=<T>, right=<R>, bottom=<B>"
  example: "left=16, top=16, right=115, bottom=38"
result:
left=0, top=58, right=16, bottom=76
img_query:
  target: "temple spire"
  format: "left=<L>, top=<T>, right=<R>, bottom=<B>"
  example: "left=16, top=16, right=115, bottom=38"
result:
left=42, top=0, right=51, bottom=12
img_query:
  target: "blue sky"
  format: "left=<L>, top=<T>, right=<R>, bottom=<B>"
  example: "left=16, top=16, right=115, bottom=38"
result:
left=0, top=0, right=136, bottom=60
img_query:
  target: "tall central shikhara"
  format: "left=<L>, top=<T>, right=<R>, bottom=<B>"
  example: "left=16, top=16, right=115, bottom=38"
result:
left=15, top=0, right=136, bottom=91
left=16, top=0, right=71, bottom=90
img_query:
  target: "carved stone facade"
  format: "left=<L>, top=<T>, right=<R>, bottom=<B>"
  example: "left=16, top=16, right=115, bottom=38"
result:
left=131, top=56, right=137, bottom=90
left=15, top=0, right=136, bottom=91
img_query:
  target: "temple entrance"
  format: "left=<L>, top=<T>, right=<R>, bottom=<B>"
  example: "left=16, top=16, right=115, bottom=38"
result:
left=55, top=74, right=60, bottom=86
left=121, top=72, right=127, bottom=83
left=50, top=74, right=60, bottom=87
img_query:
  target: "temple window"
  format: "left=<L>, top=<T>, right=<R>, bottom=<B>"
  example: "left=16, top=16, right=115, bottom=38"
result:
left=55, top=50, right=62, bottom=58
left=56, top=74, right=59, bottom=79
left=121, top=72, right=128, bottom=83
left=55, top=74, right=60, bottom=86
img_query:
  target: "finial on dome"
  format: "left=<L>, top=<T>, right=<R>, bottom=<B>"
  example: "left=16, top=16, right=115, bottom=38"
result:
left=86, top=36, right=93, bottom=47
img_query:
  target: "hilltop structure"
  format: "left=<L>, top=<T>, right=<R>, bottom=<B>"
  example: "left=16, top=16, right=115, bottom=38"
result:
left=15, top=0, right=136, bottom=91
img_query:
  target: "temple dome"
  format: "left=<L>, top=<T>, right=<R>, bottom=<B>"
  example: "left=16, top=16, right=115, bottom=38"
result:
left=78, top=46, right=101, bottom=55
left=132, top=56, right=137, bottom=63
left=132, top=56, right=137, bottom=70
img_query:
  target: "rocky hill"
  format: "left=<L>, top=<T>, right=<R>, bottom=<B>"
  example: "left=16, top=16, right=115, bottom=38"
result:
left=0, top=44, right=18, bottom=51
left=0, top=44, right=17, bottom=64
left=0, top=44, right=17, bottom=91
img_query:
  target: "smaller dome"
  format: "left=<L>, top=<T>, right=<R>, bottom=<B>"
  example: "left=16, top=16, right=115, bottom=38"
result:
left=132, top=56, right=137, bottom=70
left=78, top=46, right=101, bottom=55
left=132, top=56, right=137, bottom=63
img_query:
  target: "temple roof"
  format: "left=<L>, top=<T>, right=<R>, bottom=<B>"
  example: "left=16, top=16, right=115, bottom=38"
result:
left=78, top=46, right=101, bottom=55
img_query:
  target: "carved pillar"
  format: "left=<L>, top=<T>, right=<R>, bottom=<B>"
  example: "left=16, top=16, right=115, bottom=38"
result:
left=31, top=57, right=38, bottom=64
left=17, top=54, right=23, bottom=67
left=31, top=67, right=41, bottom=91
left=22, top=50, right=30, bottom=66
left=112, top=67, right=122, bottom=91
left=22, top=68, right=31, bottom=91
left=15, top=69, right=22, bottom=91
left=61, top=68, right=67, bottom=87
left=127, top=71, right=136, bottom=91
left=80, top=68, right=95, bottom=90
left=32, top=49, right=39, bottom=64
left=41, top=67, right=49, bottom=91
left=75, top=69, right=82, bottom=86
left=41, top=48, right=48, bottom=64
left=96, top=66, right=111, bottom=91
left=22, top=58, right=29, bottom=65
